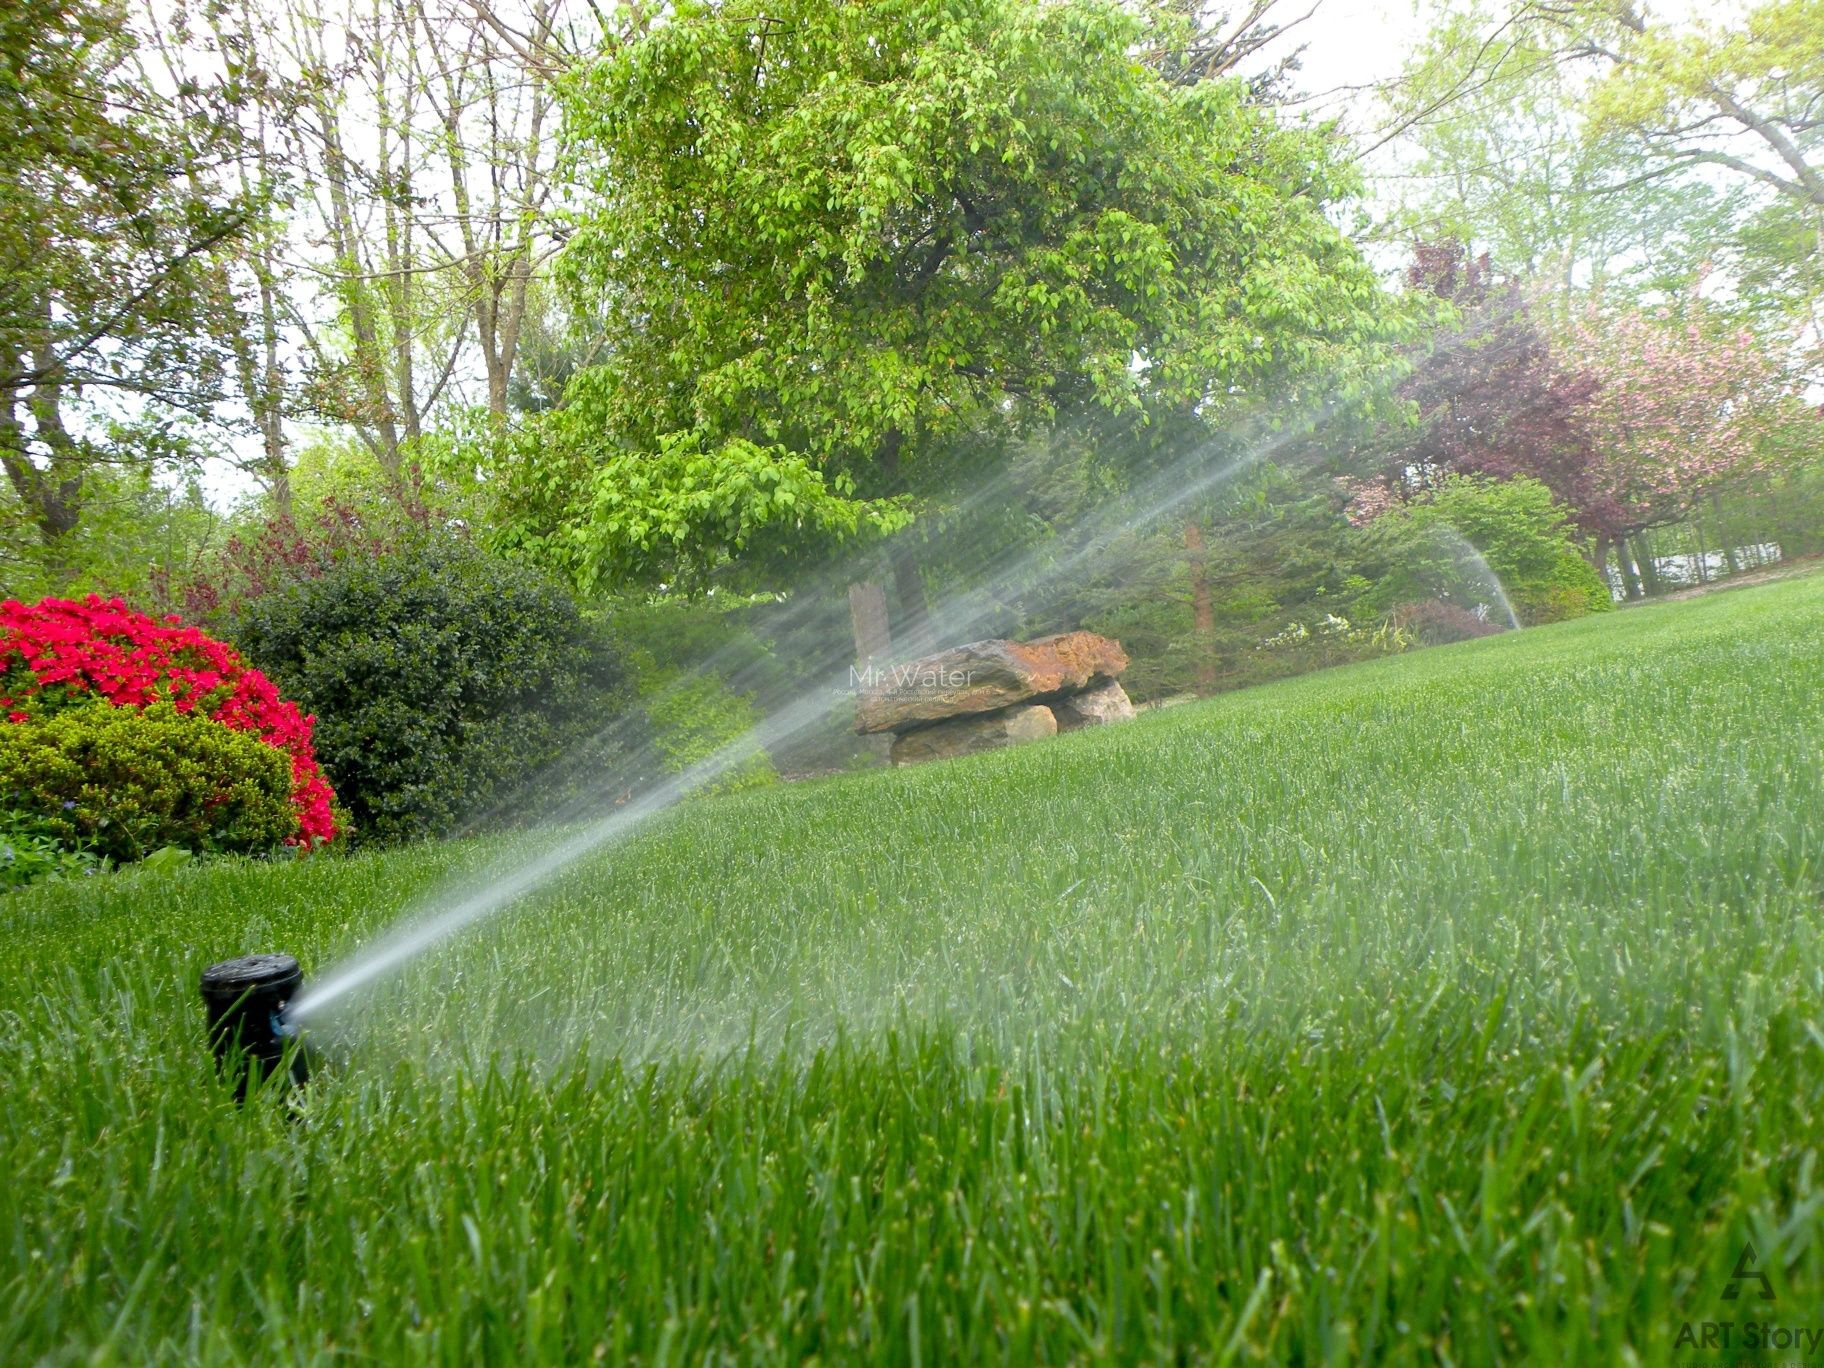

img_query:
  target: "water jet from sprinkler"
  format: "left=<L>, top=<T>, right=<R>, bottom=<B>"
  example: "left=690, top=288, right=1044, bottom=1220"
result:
left=199, top=953, right=310, bottom=1100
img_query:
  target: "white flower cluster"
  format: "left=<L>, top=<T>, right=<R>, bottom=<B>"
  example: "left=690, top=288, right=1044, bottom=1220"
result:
left=1259, top=613, right=1410, bottom=653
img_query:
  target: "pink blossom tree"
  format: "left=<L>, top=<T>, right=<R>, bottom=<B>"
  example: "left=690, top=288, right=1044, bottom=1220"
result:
left=1565, top=304, right=1796, bottom=594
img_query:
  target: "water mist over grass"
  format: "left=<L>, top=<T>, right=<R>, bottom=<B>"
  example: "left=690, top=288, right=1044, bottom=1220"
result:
left=297, top=573, right=1821, bottom=1081
left=4, top=573, right=1822, bottom=1361
left=288, top=409, right=1329, bottom=1026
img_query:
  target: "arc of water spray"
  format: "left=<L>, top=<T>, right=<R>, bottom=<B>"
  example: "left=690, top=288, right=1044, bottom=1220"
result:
left=287, top=408, right=1330, bottom=1023
left=1430, top=525, right=1522, bottom=632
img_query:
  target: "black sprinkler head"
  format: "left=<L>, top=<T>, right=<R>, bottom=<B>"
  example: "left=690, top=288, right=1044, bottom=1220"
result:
left=199, top=953, right=309, bottom=1099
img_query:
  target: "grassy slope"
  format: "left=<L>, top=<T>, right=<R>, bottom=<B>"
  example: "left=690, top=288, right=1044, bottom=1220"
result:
left=4, top=576, right=1824, bottom=1364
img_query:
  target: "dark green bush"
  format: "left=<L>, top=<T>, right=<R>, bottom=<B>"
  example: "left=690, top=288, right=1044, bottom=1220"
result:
left=0, top=702, right=297, bottom=864
left=222, top=537, right=626, bottom=845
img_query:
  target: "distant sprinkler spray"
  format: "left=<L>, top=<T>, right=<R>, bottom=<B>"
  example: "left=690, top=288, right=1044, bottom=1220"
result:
left=198, top=954, right=310, bottom=1099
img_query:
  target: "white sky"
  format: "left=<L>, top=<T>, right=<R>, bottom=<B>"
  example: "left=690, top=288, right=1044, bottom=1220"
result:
left=1285, top=0, right=1428, bottom=121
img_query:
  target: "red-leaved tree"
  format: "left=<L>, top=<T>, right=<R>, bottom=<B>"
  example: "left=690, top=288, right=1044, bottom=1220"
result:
left=1374, top=243, right=1606, bottom=536
left=1357, top=245, right=1805, bottom=594
left=169, top=496, right=437, bottom=623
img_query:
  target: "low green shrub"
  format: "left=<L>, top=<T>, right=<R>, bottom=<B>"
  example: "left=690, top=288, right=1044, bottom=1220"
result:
left=222, top=537, right=627, bottom=845
left=1362, top=475, right=1613, bottom=624
left=0, top=809, right=104, bottom=891
left=1391, top=598, right=1506, bottom=645
left=0, top=702, right=297, bottom=864
left=627, top=651, right=776, bottom=793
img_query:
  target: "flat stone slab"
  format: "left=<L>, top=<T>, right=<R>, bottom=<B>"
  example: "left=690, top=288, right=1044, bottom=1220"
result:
left=1053, top=679, right=1136, bottom=730
left=856, top=631, right=1128, bottom=733
left=889, top=703, right=1058, bottom=766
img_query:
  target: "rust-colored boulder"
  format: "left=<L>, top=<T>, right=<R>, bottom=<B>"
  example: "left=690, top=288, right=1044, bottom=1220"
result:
left=1053, top=679, right=1136, bottom=730
left=888, top=703, right=1058, bottom=766
left=856, top=631, right=1127, bottom=734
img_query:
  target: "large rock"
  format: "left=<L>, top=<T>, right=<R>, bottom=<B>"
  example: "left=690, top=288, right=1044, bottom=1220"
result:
left=856, top=631, right=1128, bottom=733
left=1053, top=679, right=1136, bottom=731
left=888, top=704, right=1057, bottom=766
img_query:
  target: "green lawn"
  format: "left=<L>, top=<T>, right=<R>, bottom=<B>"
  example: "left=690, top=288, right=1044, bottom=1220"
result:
left=6, top=576, right=1824, bottom=1364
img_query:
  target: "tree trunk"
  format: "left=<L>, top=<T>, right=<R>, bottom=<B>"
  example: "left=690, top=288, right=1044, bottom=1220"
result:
left=1183, top=519, right=1217, bottom=694
left=5, top=324, right=87, bottom=552
left=0, top=394, right=63, bottom=546
left=226, top=238, right=290, bottom=516
left=417, top=0, right=552, bottom=426
left=222, top=0, right=289, bottom=517
left=1712, top=493, right=1741, bottom=574
left=848, top=579, right=892, bottom=670
left=847, top=577, right=894, bottom=760
left=258, top=282, right=290, bottom=518
left=318, top=100, right=402, bottom=478
left=892, top=549, right=930, bottom=640
left=1630, top=533, right=1660, bottom=595
left=876, top=428, right=929, bottom=640
left=1591, top=535, right=1618, bottom=601
left=1616, top=539, right=1644, bottom=599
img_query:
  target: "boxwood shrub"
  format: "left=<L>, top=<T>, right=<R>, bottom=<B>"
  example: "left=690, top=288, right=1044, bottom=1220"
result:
left=0, top=700, right=298, bottom=863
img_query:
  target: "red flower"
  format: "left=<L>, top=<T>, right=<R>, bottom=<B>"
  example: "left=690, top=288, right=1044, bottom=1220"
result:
left=0, top=595, right=336, bottom=846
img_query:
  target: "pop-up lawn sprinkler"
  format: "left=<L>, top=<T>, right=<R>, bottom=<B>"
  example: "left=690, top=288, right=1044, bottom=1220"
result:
left=199, top=953, right=310, bottom=1100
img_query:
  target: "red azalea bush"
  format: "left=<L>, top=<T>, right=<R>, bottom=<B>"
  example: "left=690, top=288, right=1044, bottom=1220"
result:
left=0, top=595, right=336, bottom=846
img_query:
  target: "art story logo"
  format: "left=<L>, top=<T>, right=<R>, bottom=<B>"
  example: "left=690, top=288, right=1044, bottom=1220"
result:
left=1674, top=1242, right=1823, bottom=1361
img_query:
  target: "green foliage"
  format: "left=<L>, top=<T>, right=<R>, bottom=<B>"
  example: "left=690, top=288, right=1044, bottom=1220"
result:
left=3, top=574, right=1824, bottom=1360
left=0, top=458, right=221, bottom=607
left=1257, top=610, right=1413, bottom=660
left=0, top=701, right=296, bottom=865
left=500, top=428, right=909, bottom=595
left=1065, top=464, right=1388, bottom=698
left=522, top=0, right=1411, bottom=590
left=0, top=0, right=253, bottom=556
left=282, top=430, right=403, bottom=517
left=1386, top=3, right=1725, bottom=300
left=1583, top=0, right=1824, bottom=302
left=222, top=537, right=627, bottom=846
left=1397, top=0, right=1822, bottom=336
left=599, top=597, right=779, bottom=791
left=630, top=653, right=776, bottom=793
left=1363, top=475, right=1612, bottom=624
left=0, top=810, right=104, bottom=892
left=1727, top=458, right=1824, bottom=561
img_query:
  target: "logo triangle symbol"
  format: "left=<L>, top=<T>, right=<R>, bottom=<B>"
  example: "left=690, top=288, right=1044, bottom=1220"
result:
left=1723, top=1242, right=1775, bottom=1302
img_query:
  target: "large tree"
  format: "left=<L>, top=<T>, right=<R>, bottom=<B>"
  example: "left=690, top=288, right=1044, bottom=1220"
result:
left=1354, top=244, right=1809, bottom=596
left=512, top=0, right=1409, bottom=604
left=0, top=0, right=252, bottom=557
left=265, top=0, right=578, bottom=484
left=1381, top=3, right=1726, bottom=298
left=1578, top=0, right=1824, bottom=255
left=1578, top=0, right=1824, bottom=350
left=1377, top=0, right=1823, bottom=342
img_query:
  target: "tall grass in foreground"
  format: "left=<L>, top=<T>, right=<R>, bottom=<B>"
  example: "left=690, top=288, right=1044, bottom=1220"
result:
left=4, top=576, right=1824, bottom=1364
